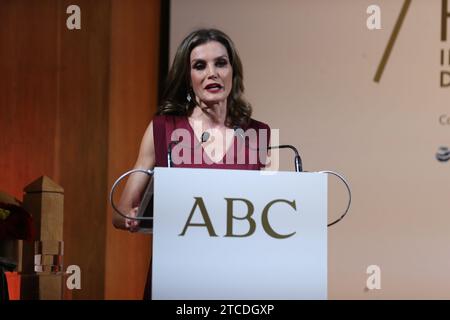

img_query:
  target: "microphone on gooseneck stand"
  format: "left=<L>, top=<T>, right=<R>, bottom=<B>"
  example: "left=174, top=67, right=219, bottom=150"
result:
left=167, top=139, right=180, bottom=168
left=233, top=126, right=303, bottom=172
left=267, top=145, right=303, bottom=172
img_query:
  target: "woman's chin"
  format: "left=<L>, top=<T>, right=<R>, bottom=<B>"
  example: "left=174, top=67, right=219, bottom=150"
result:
left=199, top=97, right=227, bottom=107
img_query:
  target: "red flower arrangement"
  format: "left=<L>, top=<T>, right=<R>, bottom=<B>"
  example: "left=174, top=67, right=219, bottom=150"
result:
left=0, top=194, right=34, bottom=242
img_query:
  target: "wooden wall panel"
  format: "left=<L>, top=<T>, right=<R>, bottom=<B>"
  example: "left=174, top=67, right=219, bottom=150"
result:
left=105, top=0, right=160, bottom=300
left=58, top=0, right=111, bottom=299
left=0, top=0, right=58, bottom=200
left=0, top=0, right=112, bottom=299
left=0, top=0, right=160, bottom=299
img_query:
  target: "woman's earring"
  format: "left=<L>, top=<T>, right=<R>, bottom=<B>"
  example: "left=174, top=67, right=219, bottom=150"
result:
left=187, top=92, right=192, bottom=102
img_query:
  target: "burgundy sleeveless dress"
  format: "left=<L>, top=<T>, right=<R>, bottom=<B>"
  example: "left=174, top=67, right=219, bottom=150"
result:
left=143, top=114, right=271, bottom=299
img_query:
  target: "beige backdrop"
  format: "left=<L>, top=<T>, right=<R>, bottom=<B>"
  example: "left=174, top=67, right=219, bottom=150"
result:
left=171, top=0, right=450, bottom=299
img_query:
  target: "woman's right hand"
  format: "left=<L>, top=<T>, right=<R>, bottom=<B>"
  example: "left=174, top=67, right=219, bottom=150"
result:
left=114, top=121, right=155, bottom=232
left=125, top=206, right=141, bottom=232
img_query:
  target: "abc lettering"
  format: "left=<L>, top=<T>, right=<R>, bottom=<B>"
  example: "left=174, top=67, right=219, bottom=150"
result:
left=179, top=197, right=297, bottom=238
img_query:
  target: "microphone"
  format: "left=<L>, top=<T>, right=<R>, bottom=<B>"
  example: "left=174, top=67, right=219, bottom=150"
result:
left=201, top=131, right=210, bottom=143
left=233, top=126, right=303, bottom=172
left=167, top=139, right=180, bottom=168
left=167, top=132, right=210, bottom=167
left=268, top=145, right=303, bottom=172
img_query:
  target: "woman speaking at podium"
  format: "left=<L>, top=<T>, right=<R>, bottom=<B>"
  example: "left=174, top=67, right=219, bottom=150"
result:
left=112, top=28, right=271, bottom=299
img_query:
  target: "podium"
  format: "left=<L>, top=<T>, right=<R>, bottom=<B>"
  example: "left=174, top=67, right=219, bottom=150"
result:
left=151, top=168, right=327, bottom=300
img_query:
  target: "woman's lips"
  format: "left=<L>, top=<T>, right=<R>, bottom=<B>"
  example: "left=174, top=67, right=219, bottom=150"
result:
left=204, top=84, right=223, bottom=93
left=205, top=87, right=222, bottom=93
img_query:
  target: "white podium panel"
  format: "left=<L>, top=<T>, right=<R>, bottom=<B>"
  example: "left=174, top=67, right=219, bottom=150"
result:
left=152, top=168, right=327, bottom=299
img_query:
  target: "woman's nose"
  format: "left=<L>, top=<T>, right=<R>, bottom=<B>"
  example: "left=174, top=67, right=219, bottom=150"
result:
left=207, top=64, right=218, bottom=78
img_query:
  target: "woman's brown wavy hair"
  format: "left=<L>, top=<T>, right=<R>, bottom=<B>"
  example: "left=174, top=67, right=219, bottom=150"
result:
left=157, top=29, right=252, bottom=128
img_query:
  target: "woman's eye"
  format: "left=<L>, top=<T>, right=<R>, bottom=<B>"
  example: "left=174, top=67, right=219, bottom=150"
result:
left=216, top=59, right=228, bottom=67
left=193, top=63, right=205, bottom=70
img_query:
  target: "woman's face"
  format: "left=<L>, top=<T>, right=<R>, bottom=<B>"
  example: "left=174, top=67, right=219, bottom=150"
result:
left=190, top=41, right=233, bottom=106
